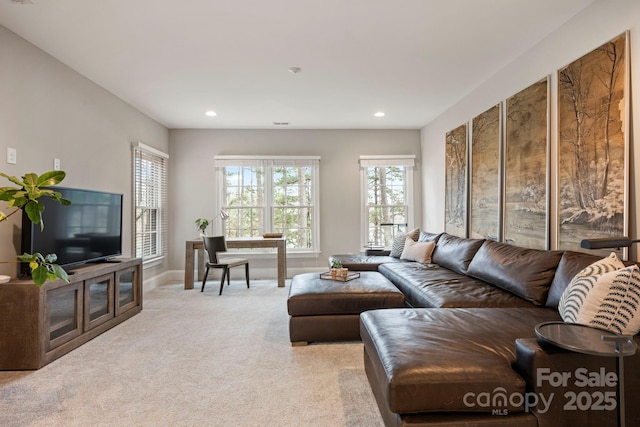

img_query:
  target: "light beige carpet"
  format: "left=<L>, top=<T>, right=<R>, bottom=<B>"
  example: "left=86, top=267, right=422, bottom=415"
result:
left=0, top=280, right=384, bottom=427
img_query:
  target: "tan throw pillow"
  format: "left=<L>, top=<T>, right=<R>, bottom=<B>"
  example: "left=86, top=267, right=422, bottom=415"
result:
left=400, top=238, right=436, bottom=263
left=559, top=253, right=640, bottom=335
left=389, top=227, right=420, bottom=258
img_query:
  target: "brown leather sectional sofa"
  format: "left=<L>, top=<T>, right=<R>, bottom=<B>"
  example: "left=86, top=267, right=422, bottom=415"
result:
left=331, top=232, right=640, bottom=426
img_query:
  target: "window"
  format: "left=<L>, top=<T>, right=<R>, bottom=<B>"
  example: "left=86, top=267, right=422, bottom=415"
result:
left=132, top=143, right=168, bottom=262
left=360, top=155, right=415, bottom=249
left=214, top=156, right=320, bottom=252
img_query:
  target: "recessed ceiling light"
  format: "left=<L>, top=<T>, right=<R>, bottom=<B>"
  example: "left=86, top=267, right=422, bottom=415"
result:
left=374, top=112, right=385, bottom=117
left=205, top=111, right=217, bottom=117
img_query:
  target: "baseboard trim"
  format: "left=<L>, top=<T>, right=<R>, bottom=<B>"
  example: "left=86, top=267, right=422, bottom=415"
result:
left=141, top=270, right=174, bottom=293
left=147, top=267, right=325, bottom=289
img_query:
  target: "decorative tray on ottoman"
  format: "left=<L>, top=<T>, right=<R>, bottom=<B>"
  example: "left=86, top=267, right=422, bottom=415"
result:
left=319, top=271, right=361, bottom=282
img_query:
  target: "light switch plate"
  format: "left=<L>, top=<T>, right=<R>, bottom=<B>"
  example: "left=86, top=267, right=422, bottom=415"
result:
left=7, top=148, right=16, bottom=165
left=54, top=158, right=61, bottom=170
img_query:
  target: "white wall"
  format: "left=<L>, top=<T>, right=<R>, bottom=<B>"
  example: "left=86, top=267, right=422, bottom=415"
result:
left=169, top=129, right=421, bottom=274
left=421, top=0, right=640, bottom=258
left=0, top=25, right=169, bottom=279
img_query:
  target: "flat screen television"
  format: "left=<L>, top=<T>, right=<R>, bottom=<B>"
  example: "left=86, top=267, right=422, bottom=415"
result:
left=21, top=187, right=123, bottom=276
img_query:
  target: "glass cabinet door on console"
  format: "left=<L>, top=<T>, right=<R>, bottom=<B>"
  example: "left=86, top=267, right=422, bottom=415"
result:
left=116, top=266, right=140, bottom=315
left=83, top=273, right=115, bottom=331
left=45, top=282, right=83, bottom=351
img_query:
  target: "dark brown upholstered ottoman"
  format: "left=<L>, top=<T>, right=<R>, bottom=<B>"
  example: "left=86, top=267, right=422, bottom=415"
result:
left=287, top=272, right=406, bottom=345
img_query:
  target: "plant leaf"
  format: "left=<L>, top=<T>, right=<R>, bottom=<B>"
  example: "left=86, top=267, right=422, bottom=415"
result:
left=50, top=264, right=69, bottom=283
left=37, top=171, right=66, bottom=187
left=31, top=265, right=48, bottom=286
left=24, top=201, right=45, bottom=228
left=21, top=173, right=39, bottom=188
left=0, top=187, right=19, bottom=201
left=0, top=173, right=24, bottom=187
left=17, top=253, right=36, bottom=262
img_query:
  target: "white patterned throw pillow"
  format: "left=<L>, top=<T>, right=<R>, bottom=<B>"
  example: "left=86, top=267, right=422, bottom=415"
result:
left=559, top=253, right=640, bottom=335
left=389, top=228, right=420, bottom=258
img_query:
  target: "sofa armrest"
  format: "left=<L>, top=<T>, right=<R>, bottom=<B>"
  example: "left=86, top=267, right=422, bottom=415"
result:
left=514, top=338, right=639, bottom=427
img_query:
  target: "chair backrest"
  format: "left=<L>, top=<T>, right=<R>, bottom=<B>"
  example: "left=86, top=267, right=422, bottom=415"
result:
left=202, top=236, right=227, bottom=264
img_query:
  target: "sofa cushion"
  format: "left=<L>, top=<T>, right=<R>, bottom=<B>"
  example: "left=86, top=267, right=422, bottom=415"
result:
left=466, top=240, right=562, bottom=306
left=431, top=233, right=484, bottom=275
left=558, top=254, right=640, bottom=335
left=400, top=238, right=435, bottom=263
left=379, top=262, right=536, bottom=308
left=389, top=227, right=420, bottom=257
left=417, top=231, right=442, bottom=243
left=545, top=250, right=602, bottom=309
left=360, top=307, right=561, bottom=414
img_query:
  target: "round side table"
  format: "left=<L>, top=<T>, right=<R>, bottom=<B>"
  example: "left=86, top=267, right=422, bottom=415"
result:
left=535, top=321, right=637, bottom=427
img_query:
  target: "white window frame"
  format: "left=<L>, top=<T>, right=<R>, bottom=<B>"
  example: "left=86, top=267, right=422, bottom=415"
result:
left=132, top=142, right=169, bottom=264
left=359, top=155, right=415, bottom=249
left=214, top=155, right=321, bottom=254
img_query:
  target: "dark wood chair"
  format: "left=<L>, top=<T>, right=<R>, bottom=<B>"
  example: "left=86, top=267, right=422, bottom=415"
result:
left=201, top=236, right=250, bottom=295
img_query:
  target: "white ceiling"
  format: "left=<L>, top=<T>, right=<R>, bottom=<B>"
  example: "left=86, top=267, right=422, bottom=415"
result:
left=0, top=0, right=595, bottom=129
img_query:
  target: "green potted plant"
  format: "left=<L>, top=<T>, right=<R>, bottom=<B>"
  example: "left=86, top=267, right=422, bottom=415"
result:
left=330, top=259, right=348, bottom=279
left=0, top=171, right=71, bottom=286
left=195, top=218, right=211, bottom=236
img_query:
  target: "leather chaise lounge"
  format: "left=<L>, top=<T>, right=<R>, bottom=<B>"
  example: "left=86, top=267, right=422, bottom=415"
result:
left=329, top=232, right=640, bottom=426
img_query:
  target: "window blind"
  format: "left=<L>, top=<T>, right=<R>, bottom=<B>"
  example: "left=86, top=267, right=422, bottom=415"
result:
left=132, top=142, right=169, bottom=261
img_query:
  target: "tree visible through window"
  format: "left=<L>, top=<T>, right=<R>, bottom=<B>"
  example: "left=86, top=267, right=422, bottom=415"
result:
left=273, top=166, right=312, bottom=249
left=360, top=156, right=415, bottom=249
left=367, top=166, right=407, bottom=247
left=215, top=157, right=319, bottom=252
left=224, top=165, right=265, bottom=237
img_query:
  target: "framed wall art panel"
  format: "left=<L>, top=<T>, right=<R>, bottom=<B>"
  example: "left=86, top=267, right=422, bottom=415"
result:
left=557, top=31, right=629, bottom=258
left=470, top=103, right=501, bottom=240
left=504, top=77, right=550, bottom=250
left=445, top=123, right=468, bottom=237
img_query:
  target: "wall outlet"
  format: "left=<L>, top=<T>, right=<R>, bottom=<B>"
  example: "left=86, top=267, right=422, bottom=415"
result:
left=54, top=158, right=61, bottom=170
left=6, top=148, right=16, bottom=165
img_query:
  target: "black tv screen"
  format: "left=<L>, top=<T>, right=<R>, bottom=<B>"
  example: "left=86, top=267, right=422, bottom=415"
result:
left=21, top=187, right=123, bottom=275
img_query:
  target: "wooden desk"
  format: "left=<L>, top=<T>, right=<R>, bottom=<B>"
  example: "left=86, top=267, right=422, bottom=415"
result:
left=185, top=237, right=287, bottom=289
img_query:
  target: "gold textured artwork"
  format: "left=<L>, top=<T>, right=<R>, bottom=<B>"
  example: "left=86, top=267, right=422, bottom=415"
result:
left=557, top=32, right=628, bottom=257
left=504, top=77, right=549, bottom=250
left=470, top=103, right=501, bottom=240
left=445, top=123, right=468, bottom=237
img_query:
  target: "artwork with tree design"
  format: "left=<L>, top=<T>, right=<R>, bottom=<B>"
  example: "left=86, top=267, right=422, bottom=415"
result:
left=445, top=123, right=468, bottom=237
left=558, top=32, right=628, bottom=257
